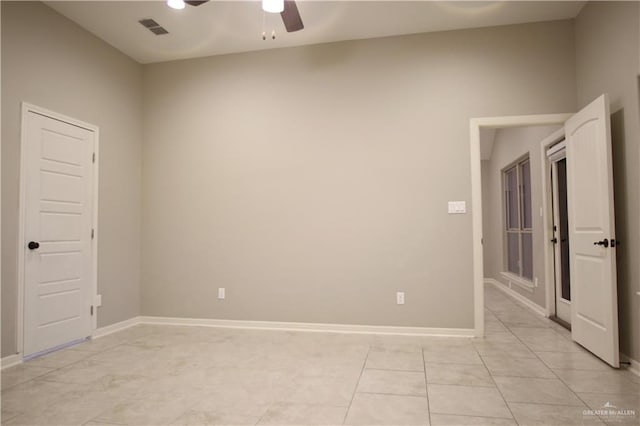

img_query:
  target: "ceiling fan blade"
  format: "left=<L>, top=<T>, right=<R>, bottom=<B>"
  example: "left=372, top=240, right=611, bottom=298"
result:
left=185, top=0, right=209, bottom=6
left=281, top=0, right=304, bottom=32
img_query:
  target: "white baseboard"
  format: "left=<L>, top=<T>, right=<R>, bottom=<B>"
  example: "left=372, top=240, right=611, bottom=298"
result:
left=499, top=272, right=535, bottom=293
left=139, top=316, right=474, bottom=337
left=486, top=278, right=547, bottom=318
left=1, top=354, right=22, bottom=370
left=621, top=353, right=640, bottom=377
left=93, top=316, right=142, bottom=339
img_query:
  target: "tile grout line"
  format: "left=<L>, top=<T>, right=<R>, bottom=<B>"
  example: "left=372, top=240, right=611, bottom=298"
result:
left=422, top=382, right=495, bottom=388
left=82, top=417, right=128, bottom=426
left=428, top=411, right=527, bottom=421
left=476, top=343, right=520, bottom=425
left=340, top=343, right=371, bottom=425
left=355, top=390, right=428, bottom=398
left=364, top=366, right=426, bottom=373
left=421, top=346, right=432, bottom=426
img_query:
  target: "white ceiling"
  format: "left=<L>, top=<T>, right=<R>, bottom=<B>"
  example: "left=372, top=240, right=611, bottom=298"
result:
left=46, top=1, right=586, bottom=64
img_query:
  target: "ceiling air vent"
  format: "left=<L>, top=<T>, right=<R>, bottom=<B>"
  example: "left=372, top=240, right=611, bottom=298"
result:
left=138, top=18, right=169, bottom=35
left=149, top=27, right=169, bottom=35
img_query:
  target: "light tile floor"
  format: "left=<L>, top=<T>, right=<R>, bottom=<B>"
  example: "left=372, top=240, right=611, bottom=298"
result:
left=2, top=284, right=639, bottom=425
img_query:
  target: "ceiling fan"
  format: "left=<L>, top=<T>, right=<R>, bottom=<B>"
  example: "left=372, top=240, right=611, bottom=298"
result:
left=168, top=0, right=304, bottom=33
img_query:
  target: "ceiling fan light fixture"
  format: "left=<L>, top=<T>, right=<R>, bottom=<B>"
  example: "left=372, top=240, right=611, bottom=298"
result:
left=167, top=0, right=186, bottom=10
left=262, top=0, right=284, bottom=14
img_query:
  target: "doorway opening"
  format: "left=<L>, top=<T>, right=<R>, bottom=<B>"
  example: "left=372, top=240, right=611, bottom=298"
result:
left=470, top=113, right=571, bottom=337
left=479, top=123, right=563, bottom=325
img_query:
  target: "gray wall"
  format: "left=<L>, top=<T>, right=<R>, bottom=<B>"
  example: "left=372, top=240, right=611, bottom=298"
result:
left=141, top=20, right=576, bottom=329
left=481, top=125, right=562, bottom=309
left=1, top=2, right=143, bottom=357
left=575, top=1, right=640, bottom=362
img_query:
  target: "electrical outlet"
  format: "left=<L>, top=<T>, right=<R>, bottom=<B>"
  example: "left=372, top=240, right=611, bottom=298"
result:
left=534, top=277, right=538, bottom=287
left=95, top=294, right=102, bottom=307
left=396, top=292, right=405, bottom=305
left=218, top=288, right=225, bottom=299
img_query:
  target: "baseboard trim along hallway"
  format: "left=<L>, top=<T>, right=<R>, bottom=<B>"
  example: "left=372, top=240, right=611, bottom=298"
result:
left=95, top=315, right=475, bottom=338
left=485, top=278, right=547, bottom=317
left=139, top=316, right=476, bottom=337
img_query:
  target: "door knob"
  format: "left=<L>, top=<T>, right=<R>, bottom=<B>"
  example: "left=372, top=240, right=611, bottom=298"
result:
left=28, top=241, right=40, bottom=250
left=593, top=239, right=609, bottom=248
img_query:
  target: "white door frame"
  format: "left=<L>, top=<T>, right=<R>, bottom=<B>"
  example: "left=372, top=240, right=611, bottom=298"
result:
left=539, top=128, right=569, bottom=319
left=17, top=102, right=100, bottom=356
left=470, top=113, right=572, bottom=336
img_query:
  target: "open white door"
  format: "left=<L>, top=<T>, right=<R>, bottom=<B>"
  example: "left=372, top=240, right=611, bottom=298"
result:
left=565, top=94, right=619, bottom=367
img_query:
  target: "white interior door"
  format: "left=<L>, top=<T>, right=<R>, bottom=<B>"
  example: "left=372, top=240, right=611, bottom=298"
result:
left=565, top=94, right=619, bottom=367
left=23, top=110, right=95, bottom=358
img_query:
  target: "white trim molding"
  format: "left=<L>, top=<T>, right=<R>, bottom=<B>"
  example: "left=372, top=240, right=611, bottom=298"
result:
left=1, top=354, right=22, bottom=370
left=93, top=316, right=142, bottom=339
left=140, top=316, right=475, bottom=338
left=540, top=127, right=569, bottom=318
left=486, top=278, right=547, bottom=318
left=91, top=315, right=474, bottom=339
left=621, top=353, right=640, bottom=377
left=500, top=272, right=535, bottom=293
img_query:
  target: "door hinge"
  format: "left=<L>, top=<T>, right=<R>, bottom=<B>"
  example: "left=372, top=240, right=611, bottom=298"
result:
left=90, top=305, right=94, bottom=316
left=92, top=152, right=96, bottom=163
left=91, top=229, right=95, bottom=239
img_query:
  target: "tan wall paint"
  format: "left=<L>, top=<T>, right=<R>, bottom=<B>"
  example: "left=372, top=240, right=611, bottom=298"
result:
left=575, top=1, right=640, bottom=362
left=141, top=20, right=576, bottom=328
left=1, top=2, right=143, bottom=357
left=481, top=125, right=561, bottom=309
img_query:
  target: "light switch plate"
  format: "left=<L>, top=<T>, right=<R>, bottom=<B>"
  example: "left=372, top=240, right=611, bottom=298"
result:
left=448, top=201, right=466, bottom=214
